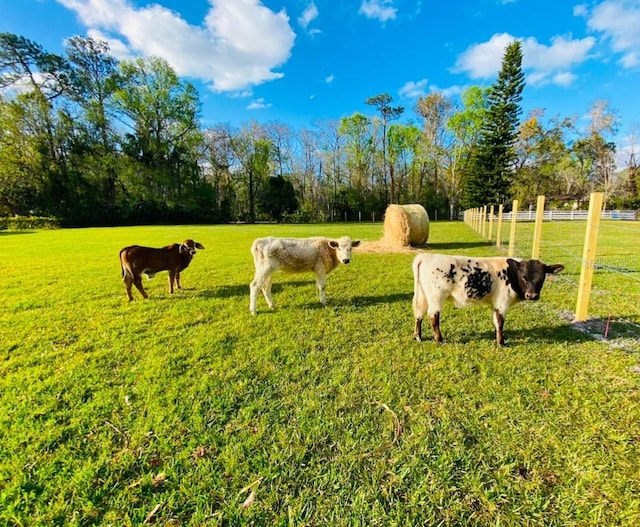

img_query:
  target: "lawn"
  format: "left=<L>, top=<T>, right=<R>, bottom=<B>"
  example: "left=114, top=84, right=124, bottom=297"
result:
left=1, top=221, right=639, bottom=526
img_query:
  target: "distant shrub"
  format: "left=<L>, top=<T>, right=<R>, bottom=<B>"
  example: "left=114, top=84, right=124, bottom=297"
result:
left=0, top=216, right=60, bottom=230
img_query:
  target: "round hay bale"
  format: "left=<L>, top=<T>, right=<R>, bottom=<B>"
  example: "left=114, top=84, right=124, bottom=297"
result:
left=382, top=204, right=430, bottom=246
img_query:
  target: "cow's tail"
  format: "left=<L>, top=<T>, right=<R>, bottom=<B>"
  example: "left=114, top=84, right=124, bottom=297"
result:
left=120, top=248, right=133, bottom=280
left=412, top=255, right=428, bottom=318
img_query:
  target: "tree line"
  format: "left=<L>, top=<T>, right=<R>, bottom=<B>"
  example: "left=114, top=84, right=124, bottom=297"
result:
left=1, top=34, right=638, bottom=226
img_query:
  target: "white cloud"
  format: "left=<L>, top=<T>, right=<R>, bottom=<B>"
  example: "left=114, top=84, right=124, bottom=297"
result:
left=585, top=0, right=640, bottom=68
left=85, top=28, right=132, bottom=59
left=573, top=4, right=588, bottom=17
left=437, top=85, right=463, bottom=98
left=399, top=79, right=462, bottom=100
left=399, top=79, right=428, bottom=98
left=247, top=97, right=271, bottom=110
left=452, top=32, right=595, bottom=87
left=551, top=71, right=578, bottom=86
left=298, top=2, right=318, bottom=28
left=359, top=0, right=397, bottom=23
left=56, top=0, right=296, bottom=92
left=325, top=74, right=334, bottom=84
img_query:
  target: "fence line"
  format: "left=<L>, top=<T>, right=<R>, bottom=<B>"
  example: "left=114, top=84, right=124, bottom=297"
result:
left=501, top=209, right=638, bottom=221
left=463, top=195, right=640, bottom=327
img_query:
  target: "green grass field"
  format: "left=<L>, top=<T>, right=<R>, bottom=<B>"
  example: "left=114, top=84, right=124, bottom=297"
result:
left=1, top=221, right=639, bottom=526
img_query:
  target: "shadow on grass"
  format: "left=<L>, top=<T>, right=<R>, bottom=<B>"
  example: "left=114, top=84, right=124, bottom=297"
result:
left=198, top=281, right=314, bottom=299
left=0, top=231, right=36, bottom=236
left=426, top=241, right=495, bottom=251
left=426, top=322, right=595, bottom=347
left=351, top=292, right=413, bottom=306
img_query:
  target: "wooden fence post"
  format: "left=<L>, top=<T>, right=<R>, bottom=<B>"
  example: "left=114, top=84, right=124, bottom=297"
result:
left=488, top=205, right=494, bottom=240
left=508, top=199, right=519, bottom=257
left=531, top=195, right=545, bottom=259
left=575, top=192, right=604, bottom=322
left=496, top=204, right=504, bottom=249
left=481, top=206, right=487, bottom=237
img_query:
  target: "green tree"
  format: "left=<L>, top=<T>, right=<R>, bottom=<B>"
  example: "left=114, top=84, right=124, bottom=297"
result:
left=0, top=95, right=44, bottom=214
left=387, top=123, right=422, bottom=204
left=65, top=36, right=122, bottom=216
left=414, top=92, right=455, bottom=215
left=231, top=123, right=273, bottom=223
left=365, top=93, right=404, bottom=203
left=259, top=174, right=298, bottom=222
left=115, top=56, right=202, bottom=203
left=463, top=40, right=525, bottom=208
left=512, top=110, right=572, bottom=205
left=446, top=86, right=489, bottom=218
left=0, top=33, right=75, bottom=218
left=339, top=113, right=372, bottom=190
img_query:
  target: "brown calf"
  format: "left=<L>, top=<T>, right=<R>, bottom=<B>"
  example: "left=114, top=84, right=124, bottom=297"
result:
left=119, top=239, right=204, bottom=301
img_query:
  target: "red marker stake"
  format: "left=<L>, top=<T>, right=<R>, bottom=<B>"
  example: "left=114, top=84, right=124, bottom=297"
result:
left=604, top=313, right=611, bottom=339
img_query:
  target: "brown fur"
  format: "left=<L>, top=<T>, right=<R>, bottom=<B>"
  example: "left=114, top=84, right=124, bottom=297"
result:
left=120, top=239, right=204, bottom=301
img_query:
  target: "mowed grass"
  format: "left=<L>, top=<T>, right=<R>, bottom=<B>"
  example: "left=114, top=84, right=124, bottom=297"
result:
left=1, top=222, right=639, bottom=526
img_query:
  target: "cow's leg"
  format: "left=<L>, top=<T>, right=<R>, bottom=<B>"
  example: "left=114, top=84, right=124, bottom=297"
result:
left=315, top=270, right=327, bottom=305
left=169, top=271, right=176, bottom=294
left=133, top=274, right=148, bottom=299
left=493, top=309, right=506, bottom=346
left=414, top=318, right=423, bottom=342
left=426, top=291, right=445, bottom=343
left=262, top=275, right=275, bottom=310
left=175, top=272, right=182, bottom=290
left=250, top=266, right=275, bottom=314
left=412, top=277, right=428, bottom=342
left=429, top=311, right=443, bottom=343
left=123, top=274, right=134, bottom=302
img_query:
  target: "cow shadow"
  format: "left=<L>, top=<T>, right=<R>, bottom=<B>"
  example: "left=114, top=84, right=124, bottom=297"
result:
left=350, top=292, right=413, bottom=307
left=197, top=280, right=315, bottom=300
left=194, top=284, right=247, bottom=299
left=434, top=322, right=593, bottom=346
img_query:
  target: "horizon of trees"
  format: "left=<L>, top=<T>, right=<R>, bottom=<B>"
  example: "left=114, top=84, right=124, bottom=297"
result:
left=1, top=32, right=638, bottom=227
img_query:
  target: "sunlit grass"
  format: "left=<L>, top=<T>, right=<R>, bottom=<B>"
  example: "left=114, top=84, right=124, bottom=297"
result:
left=1, top=222, right=639, bottom=526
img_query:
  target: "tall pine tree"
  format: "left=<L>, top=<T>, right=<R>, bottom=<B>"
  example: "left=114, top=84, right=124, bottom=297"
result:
left=463, top=41, right=525, bottom=208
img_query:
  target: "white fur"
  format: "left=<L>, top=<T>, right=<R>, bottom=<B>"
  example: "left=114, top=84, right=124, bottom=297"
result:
left=249, top=236, right=360, bottom=314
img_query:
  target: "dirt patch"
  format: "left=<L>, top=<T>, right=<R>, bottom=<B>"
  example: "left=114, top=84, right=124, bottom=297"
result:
left=559, top=310, right=640, bottom=354
left=356, top=240, right=426, bottom=254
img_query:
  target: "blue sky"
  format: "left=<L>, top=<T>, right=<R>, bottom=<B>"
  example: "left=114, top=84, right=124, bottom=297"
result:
left=2, top=0, right=639, bottom=152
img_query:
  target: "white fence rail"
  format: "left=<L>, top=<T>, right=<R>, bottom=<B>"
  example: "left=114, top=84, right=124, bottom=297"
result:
left=502, top=209, right=638, bottom=221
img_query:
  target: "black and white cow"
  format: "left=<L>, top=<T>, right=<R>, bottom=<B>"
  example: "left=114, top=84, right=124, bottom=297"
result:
left=412, top=253, right=564, bottom=346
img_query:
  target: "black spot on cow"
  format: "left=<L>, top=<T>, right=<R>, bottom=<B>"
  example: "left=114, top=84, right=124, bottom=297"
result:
left=464, top=266, right=493, bottom=299
left=442, top=263, right=457, bottom=283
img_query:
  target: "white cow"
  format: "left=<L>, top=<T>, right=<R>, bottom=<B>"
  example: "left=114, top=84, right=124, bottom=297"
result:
left=249, top=236, right=361, bottom=314
left=412, top=253, right=564, bottom=345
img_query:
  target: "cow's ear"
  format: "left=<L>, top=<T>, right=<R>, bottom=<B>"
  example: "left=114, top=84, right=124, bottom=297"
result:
left=328, top=240, right=339, bottom=249
left=506, top=258, right=521, bottom=273
left=545, top=264, right=564, bottom=274
left=195, top=242, right=205, bottom=250
left=352, top=240, right=361, bottom=248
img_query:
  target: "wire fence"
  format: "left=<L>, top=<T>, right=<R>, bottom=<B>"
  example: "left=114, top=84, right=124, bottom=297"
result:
left=464, top=198, right=640, bottom=346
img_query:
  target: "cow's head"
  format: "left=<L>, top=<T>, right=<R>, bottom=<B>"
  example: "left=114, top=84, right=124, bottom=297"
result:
left=328, top=236, right=361, bottom=264
left=507, top=258, right=564, bottom=301
left=180, top=239, right=205, bottom=255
